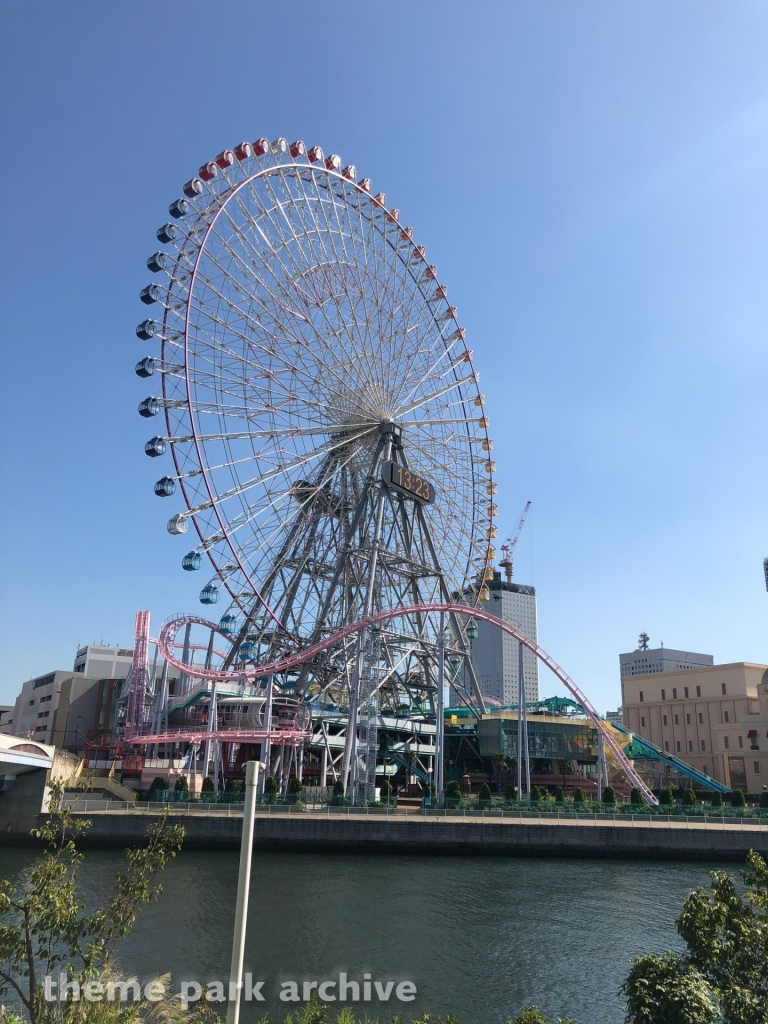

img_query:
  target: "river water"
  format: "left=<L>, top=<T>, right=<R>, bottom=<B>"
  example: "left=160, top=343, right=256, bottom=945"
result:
left=0, top=847, right=726, bottom=1024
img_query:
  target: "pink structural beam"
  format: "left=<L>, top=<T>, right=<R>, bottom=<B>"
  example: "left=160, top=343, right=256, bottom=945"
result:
left=126, top=728, right=307, bottom=746
left=154, top=604, right=658, bottom=806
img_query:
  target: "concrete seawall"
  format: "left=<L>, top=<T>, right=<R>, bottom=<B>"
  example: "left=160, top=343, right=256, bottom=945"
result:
left=2, top=809, right=766, bottom=861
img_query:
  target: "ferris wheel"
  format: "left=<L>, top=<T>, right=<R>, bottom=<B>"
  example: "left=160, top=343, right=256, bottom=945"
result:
left=136, top=138, right=495, bottom=753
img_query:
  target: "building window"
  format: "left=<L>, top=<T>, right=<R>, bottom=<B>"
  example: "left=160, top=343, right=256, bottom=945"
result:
left=674, top=714, right=679, bottom=725
left=696, top=686, right=701, bottom=697
left=672, top=688, right=677, bottom=699
left=663, top=715, right=668, bottom=726
left=676, top=741, right=681, bottom=752
left=748, top=731, right=758, bottom=750
left=721, top=684, right=727, bottom=695
left=661, top=689, right=666, bottom=700
left=686, top=714, right=691, bottom=725
left=724, top=737, right=730, bottom=749
left=699, top=713, right=703, bottom=724
left=755, top=762, right=762, bottom=775
left=641, top=716, right=645, bottom=727
left=28, top=700, right=35, bottom=706
left=688, top=741, right=693, bottom=752
left=639, top=691, right=644, bottom=702
left=703, top=765, right=708, bottom=775
left=665, top=741, right=669, bottom=751
left=724, top=711, right=729, bottom=723
left=684, top=687, right=689, bottom=698
left=701, top=740, right=706, bottom=752
left=738, top=736, right=743, bottom=749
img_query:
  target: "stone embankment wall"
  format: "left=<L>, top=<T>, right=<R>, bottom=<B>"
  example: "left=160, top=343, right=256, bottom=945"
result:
left=2, top=809, right=766, bottom=862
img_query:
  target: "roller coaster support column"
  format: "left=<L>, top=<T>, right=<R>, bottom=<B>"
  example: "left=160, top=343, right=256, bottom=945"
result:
left=259, top=677, right=273, bottom=796
left=436, top=613, right=445, bottom=796
left=227, top=760, right=263, bottom=1024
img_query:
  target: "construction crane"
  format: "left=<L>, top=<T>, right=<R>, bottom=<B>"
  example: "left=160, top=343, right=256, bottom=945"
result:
left=499, top=501, right=531, bottom=583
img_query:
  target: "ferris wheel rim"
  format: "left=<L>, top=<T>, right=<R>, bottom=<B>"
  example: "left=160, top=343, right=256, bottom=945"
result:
left=154, top=146, right=494, bottom=629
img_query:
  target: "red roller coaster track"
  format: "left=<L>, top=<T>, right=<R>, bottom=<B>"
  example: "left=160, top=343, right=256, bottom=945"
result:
left=143, top=603, right=657, bottom=805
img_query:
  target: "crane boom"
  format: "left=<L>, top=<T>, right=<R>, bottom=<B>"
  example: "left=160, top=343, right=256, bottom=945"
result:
left=499, top=501, right=531, bottom=583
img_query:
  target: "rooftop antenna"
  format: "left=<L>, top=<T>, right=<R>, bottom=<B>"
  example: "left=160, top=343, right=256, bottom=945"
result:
left=637, top=632, right=650, bottom=651
left=499, top=501, right=531, bottom=583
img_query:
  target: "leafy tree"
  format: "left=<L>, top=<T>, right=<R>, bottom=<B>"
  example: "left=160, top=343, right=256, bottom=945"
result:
left=478, top=783, right=491, bottom=805
left=630, top=787, right=644, bottom=805
left=602, top=786, right=616, bottom=804
left=556, top=757, right=571, bottom=789
left=379, top=779, right=392, bottom=799
left=0, top=785, right=184, bottom=1024
left=147, top=776, right=165, bottom=796
left=760, top=792, right=768, bottom=809
left=288, top=777, right=303, bottom=798
left=620, top=952, right=718, bottom=1024
left=332, top=779, right=344, bottom=797
left=730, top=789, right=745, bottom=808
left=492, top=752, right=507, bottom=791
left=676, top=849, right=768, bottom=1024
left=265, top=776, right=278, bottom=795
left=682, top=788, right=697, bottom=806
left=659, top=785, right=674, bottom=806
left=554, top=786, right=564, bottom=803
left=573, top=787, right=585, bottom=804
left=173, top=775, right=188, bottom=793
left=710, top=790, right=723, bottom=808
left=530, top=785, right=542, bottom=802
left=505, top=782, right=518, bottom=800
left=401, top=750, right=418, bottom=791
left=201, top=775, right=214, bottom=793
left=506, top=755, right=518, bottom=777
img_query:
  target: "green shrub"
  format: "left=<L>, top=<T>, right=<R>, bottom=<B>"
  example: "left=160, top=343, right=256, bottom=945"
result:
left=602, top=786, right=616, bottom=804
left=682, top=788, right=696, bottom=806
left=332, top=779, right=344, bottom=796
left=505, top=782, right=518, bottom=800
left=573, top=786, right=585, bottom=804
left=630, top=787, right=644, bottom=805
left=659, top=785, right=674, bottom=806
left=710, top=790, right=723, bottom=807
left=554, top=786, right=565, bottom=802
left=380, top=779, right=392, bottom=798
left=201, top=775, right=214, bottom=793
left=288, top=777, right=303, bottom=795
left=760, top=791, right=768, bottom=809
left=265, top=775, right=278, bottom=795
left=148, top=776, right=165, bottom=795
left=506, top=1007, right=552, bottom=1024
left=530, top=785, right=542, bottom=802
left=730, top=788, right=745, bottom=808
left=478, top=782, right=491, bottom=804
left=446, top=780, right=461, bottom=800
left=173, top=775, right=188, bottom=792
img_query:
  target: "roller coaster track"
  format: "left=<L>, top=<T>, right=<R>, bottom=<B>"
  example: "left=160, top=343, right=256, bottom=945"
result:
left=149, top=603, right=659, bottom=806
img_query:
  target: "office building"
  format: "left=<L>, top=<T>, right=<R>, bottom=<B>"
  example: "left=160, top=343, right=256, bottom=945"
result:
left=622, top=660, right=768, bottom=789
left=460, top=573, right=539, bottom=706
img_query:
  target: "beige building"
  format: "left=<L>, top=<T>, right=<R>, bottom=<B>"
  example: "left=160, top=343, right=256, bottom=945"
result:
left=622, top=662, right=768, bottom=790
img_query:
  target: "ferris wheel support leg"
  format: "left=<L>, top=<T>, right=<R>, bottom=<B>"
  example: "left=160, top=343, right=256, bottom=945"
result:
left=413, top=499, right=487, bottom=716
left=295, top=436, right=387, bottom=697
left=259, top=678, right=273, bottom=796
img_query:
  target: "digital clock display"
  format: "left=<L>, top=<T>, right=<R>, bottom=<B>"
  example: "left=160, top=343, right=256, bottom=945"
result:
left=382, top=461, right=435, bottom=504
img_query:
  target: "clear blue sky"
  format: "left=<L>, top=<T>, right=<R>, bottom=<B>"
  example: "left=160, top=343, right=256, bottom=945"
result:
left=0, top=1, right=766, bottom=713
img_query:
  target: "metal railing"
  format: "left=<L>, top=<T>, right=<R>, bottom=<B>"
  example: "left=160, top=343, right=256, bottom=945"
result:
left=65, top=800, right=768, bottom=827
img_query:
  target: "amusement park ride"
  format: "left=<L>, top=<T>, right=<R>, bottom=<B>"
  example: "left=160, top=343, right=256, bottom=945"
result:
left=120, top=136, right=659, bottom=806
